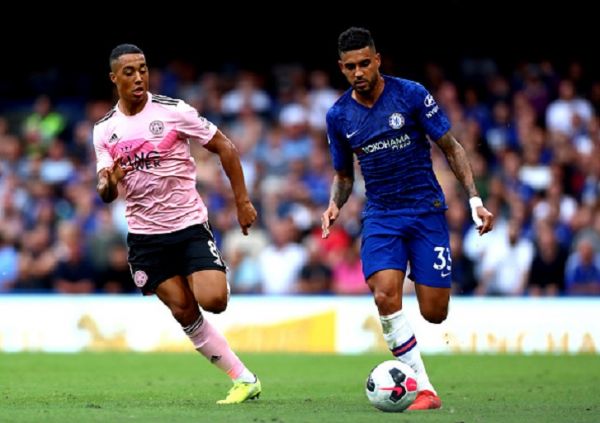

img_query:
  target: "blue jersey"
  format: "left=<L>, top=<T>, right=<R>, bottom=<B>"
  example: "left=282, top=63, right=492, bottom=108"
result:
left=326, top=76, right=451, bottom=215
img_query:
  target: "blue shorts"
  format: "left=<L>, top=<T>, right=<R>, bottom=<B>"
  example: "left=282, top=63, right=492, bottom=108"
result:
left=361, top=212, right=451, bottom=288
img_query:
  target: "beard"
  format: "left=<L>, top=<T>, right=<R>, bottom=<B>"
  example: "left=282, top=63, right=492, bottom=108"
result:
left=353, top=78, right=371, bottom=93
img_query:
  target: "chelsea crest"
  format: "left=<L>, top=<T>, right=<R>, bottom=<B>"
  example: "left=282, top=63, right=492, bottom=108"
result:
left=388, top=113, right=404, bottom=129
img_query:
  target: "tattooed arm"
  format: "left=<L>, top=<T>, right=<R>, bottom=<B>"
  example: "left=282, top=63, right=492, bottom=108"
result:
left=321, top=168, right=354, bottom=238
left=436, top=132, right=479, bottom=198
left=436, top=131, right=494, bottom=234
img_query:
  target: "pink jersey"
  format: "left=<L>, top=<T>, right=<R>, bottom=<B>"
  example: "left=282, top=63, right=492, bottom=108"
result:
left=93, top=93, right=217, bottom=234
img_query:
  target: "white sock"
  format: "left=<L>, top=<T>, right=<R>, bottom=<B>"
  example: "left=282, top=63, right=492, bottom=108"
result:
left=380, top=309, right=435, bottom=393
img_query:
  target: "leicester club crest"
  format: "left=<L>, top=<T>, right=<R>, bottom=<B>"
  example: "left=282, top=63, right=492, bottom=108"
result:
left=134, top=270, right=148, bottom=288
left=149, top=120, right=164, bottom=135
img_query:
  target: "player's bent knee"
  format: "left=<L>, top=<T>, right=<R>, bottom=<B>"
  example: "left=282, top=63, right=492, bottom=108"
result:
left=420, top=308, right=447, bottom=324
left=202, top=295, right=228, bottom=314
left=419, top=300, right=448, bottom=324
left=373, top=290, right=395, bottom=309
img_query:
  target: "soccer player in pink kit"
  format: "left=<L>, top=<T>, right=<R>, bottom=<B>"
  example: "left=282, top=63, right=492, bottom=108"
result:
left=93, top=44, right=261, bottom=404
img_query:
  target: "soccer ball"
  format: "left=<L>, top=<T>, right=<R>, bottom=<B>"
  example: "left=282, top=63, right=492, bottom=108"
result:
left=365, top=360, right=418, bottom=412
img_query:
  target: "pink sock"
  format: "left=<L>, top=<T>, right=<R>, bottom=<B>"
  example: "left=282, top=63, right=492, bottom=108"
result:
left=183, top=315, right=245, bottom=379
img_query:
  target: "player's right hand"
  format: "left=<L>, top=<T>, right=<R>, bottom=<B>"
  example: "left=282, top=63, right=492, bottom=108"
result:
left=97, top=157, right=132, bottom=203
left=109, top=156, right=133, bottom=184
left=321, top=204, right=340, bottom=239
left=100, top=156, right=132, bottom=187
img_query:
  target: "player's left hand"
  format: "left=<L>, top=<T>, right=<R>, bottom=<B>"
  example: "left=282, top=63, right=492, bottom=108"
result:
left=236, top=199, right=257, bottom=235
left=475, top=206, right=494, bottom=235
left=321, top=203, right=340, bottom=239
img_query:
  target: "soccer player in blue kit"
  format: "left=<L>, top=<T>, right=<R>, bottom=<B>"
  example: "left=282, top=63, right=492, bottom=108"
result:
left=322, top=27, right=494, bottom=410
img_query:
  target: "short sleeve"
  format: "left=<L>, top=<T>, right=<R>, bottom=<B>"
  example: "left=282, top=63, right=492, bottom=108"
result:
left=92, top=124, right=114, bottom=173
left=176, top=101, right=218, bottom=145
left=412, top=83, right=451, bottom=142
left=326, top=109, right=353, bottom=172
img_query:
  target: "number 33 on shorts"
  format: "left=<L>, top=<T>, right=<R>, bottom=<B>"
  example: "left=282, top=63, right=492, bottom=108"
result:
left=433, top=246, right=451, bottom=278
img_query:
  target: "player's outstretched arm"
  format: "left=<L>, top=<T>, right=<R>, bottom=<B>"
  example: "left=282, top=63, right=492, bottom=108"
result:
left=204, top=130, right=257, bottom=235
left=435, top=131, right=494, bottom=235
left=322, top=169, right=354, bottom=238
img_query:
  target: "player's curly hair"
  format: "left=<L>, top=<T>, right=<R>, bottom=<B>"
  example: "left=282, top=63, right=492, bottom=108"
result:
left=338, top=27, right=376, bottom=56
left=109, top=44, right=144, bottom=69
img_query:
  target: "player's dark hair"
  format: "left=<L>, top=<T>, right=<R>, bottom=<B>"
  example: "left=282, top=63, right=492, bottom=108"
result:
left=109, top=44, right=144, bottom=69
left=338, top=27, right=376, bottom=56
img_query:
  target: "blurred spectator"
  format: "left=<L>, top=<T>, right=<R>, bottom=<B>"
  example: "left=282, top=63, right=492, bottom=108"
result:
left=22, top=95, right=67, bottom=153
left=310, top=224, right=352, bottom=268
left=446, top=197, right=470, bottom=236
left=477, top=219, right=534, bottom=296
left=279, top=103, right=313, bottom=162
left=222, top=225, right=267, bottom=295
left=463, top=87, right=492, bottom=134
left=527, top=220, right=568, bottom=296
left=52, top=221, right=95, bottom=294
left=532, top=195, right=573, bottom=250
left=302, top=146, right=333, bottom=207
left=331, top=238, right=368, bottom=295
left=257, top=217, right=306, bottom=294
left=100, top=243, right=136, bottom=294
left=571, top=206, right=600, bottom=253
left=297, top=239, right=332, bottom=294
left=564, top=238, right=600, bottom=296
left=463, top=196, right=505, bottom=279
left=0, top=133, right=27, bottom=177
left=256, top=125, right=291, bottom=195
left=517, top=63, right=552, bottom=118
left=221, top=71, right=271, bottom=117
left=87, top=208, right=125, bottom=273
left=40, top=139, right=75, bottom=184
left=0, top=232, right=19, bottom=291
left=15, top=224, right=57, bottom=291
left=545, top=79, right=593, bottom=138
left=449, top=230, right=477, bottom=295
left=581, top=153, right=600, bottom=206
left=532, top=180, right=577, bottom=227
left=70, top=120, right=94, bottom=164
left=227, top=247, right=262, bottom=294
left=0, top=174, right=27, bottom=241
left=485, top=101, right=517, bottom=154
left=519, top=129, right=551, bottom=192
left=306, top=70, right=339, bottom=132
left=499, top=149, right=535, bottom=204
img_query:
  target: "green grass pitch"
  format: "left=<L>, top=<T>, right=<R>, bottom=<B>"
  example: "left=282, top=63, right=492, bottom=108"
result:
left=1, top=353, right=598, bottom=422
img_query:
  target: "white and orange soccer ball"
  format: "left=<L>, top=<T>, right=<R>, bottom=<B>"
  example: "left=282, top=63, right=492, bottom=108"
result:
left=365, top=360, right=418, bottom=412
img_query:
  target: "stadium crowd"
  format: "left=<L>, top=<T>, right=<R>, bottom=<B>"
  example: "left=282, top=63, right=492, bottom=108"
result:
left=1, top=58, right=600, bottom=296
